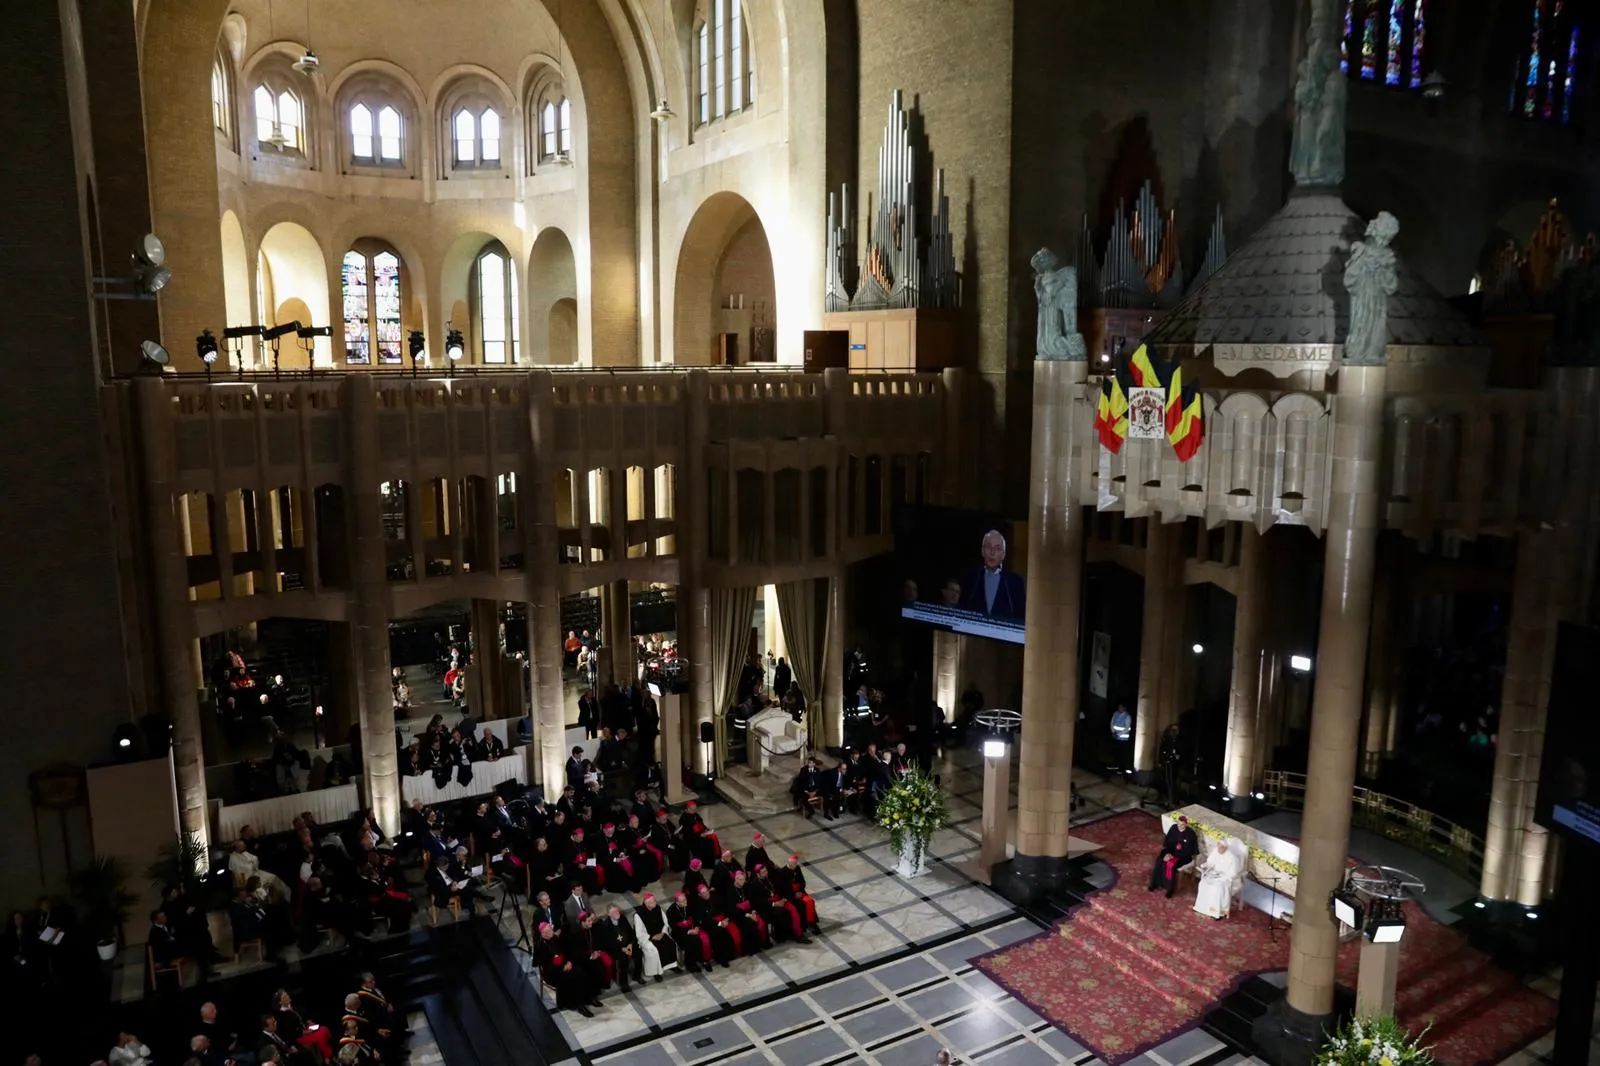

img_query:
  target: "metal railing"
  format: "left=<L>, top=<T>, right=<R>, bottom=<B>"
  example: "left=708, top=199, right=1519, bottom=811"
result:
left=118, top=364, right=928, bottom=382
left=1262, top=770, right=1486, bottom=881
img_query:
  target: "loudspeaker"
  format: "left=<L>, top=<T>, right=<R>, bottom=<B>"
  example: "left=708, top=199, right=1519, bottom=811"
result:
left=699, top=721, right=715, bottom=744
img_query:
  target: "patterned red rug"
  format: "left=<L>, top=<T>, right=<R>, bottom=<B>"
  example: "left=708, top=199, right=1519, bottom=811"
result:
left=971, top=810, right=1555, bottom=1066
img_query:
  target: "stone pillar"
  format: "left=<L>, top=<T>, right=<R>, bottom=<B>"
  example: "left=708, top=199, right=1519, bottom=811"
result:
left=1225, top=523, right=1266, bottom=800
left=1360, top=536, right=1397, bottom=778
left=343, top=377, right=400, bottom=834
left=1286, top=363, right=1386, bottom=1019
left=1481, top=531, right=1550, bottom=901
left=469, top=598, right=504, bottom=720
left=822, top=570, right=846, bottom=748
left=978, top=740, right=1013, bottom=880
left=1014, top=357, right=1088, bottom=879
left=1354, top=938, right=1401, bottom=1020
left=932, top=629, right=961, bottom=722
left=522, top=370, right=568, bottom=793
left=135, top=379, right=211, bottom=858
left=683, top=371, right=714, bottom=775
left=660, top=692, right=692, bottom=804
left=607, top=580, right=635, bottom=684
left=1134, top=519, right=1180, bottom=774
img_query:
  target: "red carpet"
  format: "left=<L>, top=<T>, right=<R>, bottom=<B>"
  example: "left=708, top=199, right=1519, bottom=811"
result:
left=972, top=810, right=1555, bottom=1066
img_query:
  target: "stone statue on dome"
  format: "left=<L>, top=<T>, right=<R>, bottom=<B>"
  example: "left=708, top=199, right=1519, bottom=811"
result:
left=1031, top=247, right=1087, bottom=361
left=1342, top=212, right=1400, bottom=366
left=1289, top=0, right=1346, bottom=188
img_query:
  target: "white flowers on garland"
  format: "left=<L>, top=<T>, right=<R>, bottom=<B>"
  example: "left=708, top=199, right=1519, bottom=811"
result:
left=1318, top=1015, right=1434, bottom=1066
left=876, top=769, right=950, bottom=873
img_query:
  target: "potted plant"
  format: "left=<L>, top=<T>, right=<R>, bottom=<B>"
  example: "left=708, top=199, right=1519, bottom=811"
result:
left=71, top=855, right=139, bottom=961
left=1317, top=1015, right=1434, bottom=1066
left=875, top=769, right=949, bottom=878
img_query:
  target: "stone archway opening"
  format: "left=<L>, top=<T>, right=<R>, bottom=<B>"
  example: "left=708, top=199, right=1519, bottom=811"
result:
left=674, top=192, right=775, bottom=366
left=528, top=227, right=579, bottom=364
left=258, top=221, right=329, bottom=368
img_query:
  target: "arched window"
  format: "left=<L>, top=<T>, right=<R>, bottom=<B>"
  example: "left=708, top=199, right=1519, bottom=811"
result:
left=212, top=57, right=232, bottom=137
left=1510, top=0, right=1582, bottom=123
left=473, top=243, right=519, bottom=364
left=341, top=245, right=404, bottom=364
left=452, top=107, right=502, bottom=167
left=693, top=0, right=755, bottom=128
left=1337, top=0, right=1430, bottom=88
left=253, top=84, right=305, bottom=151
left=350, top=101, right=405, bottom=164
left=538, top=95, right=571, bottom=162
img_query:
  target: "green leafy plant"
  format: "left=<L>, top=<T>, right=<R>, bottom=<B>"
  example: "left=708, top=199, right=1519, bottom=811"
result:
left=876, top=770, right=950, bottom=872
left=70, top=855, right=140, bottom=945
left=148, top=833, right=227, bottom=910
left=1317, top=1015, right=1434, bottom=1066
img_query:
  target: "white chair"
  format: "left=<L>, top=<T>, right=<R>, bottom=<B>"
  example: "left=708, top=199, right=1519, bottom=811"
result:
left=1218, top=836, right=1248, bottom=917
left=748, top=708, right=806, bottom=773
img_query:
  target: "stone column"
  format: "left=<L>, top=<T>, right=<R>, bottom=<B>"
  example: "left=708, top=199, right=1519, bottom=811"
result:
left=1286, top=363, right=1386, bottom=1019
left=1360, top=536, right=1398, bottom=778
left=1225, top=523, right=1266, bottom=802
left=607, top=580, right=635, bottom=684
left=660, top=692, right=692, bottom=804
left=822, top=569, right=846, bottom=748
left=135, top=379, right=211, bottom=858
left=1481, top=530, right=1550, bottom=901
left=1014, top=356, right=1088, bottom=879
left=1134, top=519, right=1180, bottom=774
left=932, top=629, right=961, bottom=722
left=343, top=377, right=400, bottom=834
left=469, top=598, right=504, bottom=720
left=1354, top=938, right=1401, bottom=1020
left=522, top=370, right=568, bottom=792
left=683, top=371, right=715, bottom=775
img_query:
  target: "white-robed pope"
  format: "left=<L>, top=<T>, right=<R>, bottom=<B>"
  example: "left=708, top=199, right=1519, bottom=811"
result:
left=1193, top=837, right=1243, bottom=920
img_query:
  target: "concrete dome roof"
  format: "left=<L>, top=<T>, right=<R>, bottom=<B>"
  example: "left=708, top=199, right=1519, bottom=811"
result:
left=1144, top=189, right=1484, bottom=366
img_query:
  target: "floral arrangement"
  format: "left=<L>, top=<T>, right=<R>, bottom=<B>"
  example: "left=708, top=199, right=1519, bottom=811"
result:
left=877, top=770, right=949, bottom=870
left=1167, top=812, right=1301, bottom=878
left=1317, top=1015, right=1434, bottom=1066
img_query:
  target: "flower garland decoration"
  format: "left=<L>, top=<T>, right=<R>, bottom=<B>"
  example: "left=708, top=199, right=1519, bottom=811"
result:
left=1167, top=812, right=1301, bottom=878
left=1317, top=1015, right=1434, bottom=1066
left=876, top=769, right=950, bottom=871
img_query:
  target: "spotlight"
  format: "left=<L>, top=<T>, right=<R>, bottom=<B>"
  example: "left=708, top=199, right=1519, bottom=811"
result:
left=295, top=325, right=331, bottom=340
left=314, top=706, right=324, bottom=718
left=196, top=329, right=219, bottom=365
left=1289, top=654, right=1313, bottom=673
left=263, top=321, right=301, bottom=342
left=1208, top=783, right=1218, bottom=791
left=445, top=327, right=465, bottom=361
left=136, top=233, right=166, bottom=268
left=1473, top=900, right=1487, bottom=909
left=1253, top=791, right=1265, bottom=801
left=408, top=329, right=426, bottom=360
left=1191, top=642, right=1204, bottom=655
left=112, top=723, right=140, bottom=757
left=1526, top=910, right=1539, bottom=920
left=982, top=738, right=1008, bottom=759
left=1330, top=888, right=1364, bottom=930
left=1366, top=916, right=1406, bottom=943
left=135, top=261, right=173, bottom=294
left=140, top=340, right=171, bottom=369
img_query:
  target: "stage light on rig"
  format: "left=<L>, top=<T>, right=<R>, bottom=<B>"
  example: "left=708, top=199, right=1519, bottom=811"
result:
left=196, top=329, right=219, bottom=365
left=445, top=327, right=465, bottom=361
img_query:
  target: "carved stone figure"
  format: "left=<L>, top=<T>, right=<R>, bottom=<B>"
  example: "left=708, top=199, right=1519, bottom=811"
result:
left=1031, top=248, right=1087, bottom=361
left=1289, top=0, right=1346, bottom=188
left=1342, top=212, right=1400, bottom=366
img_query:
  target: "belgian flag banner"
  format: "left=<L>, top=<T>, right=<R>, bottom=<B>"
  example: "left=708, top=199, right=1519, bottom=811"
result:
left=1093, top=344, right=1204, bottom=462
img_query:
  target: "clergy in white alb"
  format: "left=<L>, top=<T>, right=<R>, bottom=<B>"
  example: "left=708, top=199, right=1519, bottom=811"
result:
left=1193, top=837, right=1243, bottom=920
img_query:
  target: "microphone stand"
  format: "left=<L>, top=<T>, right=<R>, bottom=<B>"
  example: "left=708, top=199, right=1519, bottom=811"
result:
left=1264, top=875, right=1285, bottom=942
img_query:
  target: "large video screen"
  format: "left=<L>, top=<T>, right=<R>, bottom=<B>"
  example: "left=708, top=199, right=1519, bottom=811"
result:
left=895, top=505, right=1026, bottom=645
left=1534, top=622, right=1600, bottom=847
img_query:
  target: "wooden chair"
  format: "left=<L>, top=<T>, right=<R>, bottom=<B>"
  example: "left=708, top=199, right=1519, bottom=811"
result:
left=429, top=896, right=461, bottom=925
left=234, top=938, right=264, bottom=965
left=147, top=946, right=190, bottom=987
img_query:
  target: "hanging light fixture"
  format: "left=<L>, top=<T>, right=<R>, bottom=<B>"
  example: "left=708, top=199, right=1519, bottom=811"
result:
left=292, top=0, right=318, bottom=74
left=650, top=0, right=675, bottom=119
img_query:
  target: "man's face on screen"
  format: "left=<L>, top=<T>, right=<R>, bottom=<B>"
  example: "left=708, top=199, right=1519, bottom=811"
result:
left=941, top=580, right=961, bottom=606
left=981, top=533, right=1006, bottom=569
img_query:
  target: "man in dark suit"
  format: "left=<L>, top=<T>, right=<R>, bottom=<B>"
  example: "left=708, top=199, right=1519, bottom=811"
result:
left=958, top=530, right=1026, bottom=620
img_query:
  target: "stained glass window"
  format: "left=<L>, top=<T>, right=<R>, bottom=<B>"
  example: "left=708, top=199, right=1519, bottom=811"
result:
left=1410, top=0, right=1427, bottom=87
left=351, top=103, right=374, bottom=160
left=1386, top=0, right=1404, bottom=84
left=1564, top=26, right=1580, bottom=122
left=1360, top=2, right=1379, bottom=79
left=342, top=251, right=371, bottom=364
left=1526, top=1, right=1546, bottom=116
left=373, top=252, right=402, bottom=364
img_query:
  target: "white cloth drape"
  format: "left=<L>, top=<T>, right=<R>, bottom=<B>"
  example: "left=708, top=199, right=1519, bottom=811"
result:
left=775, top=578, right=828, bottom=751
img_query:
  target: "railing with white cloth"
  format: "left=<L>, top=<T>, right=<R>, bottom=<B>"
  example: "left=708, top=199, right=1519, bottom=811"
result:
left=401, top=754, right=524, bottom=806
left=216, top=782, right=362, bottom=841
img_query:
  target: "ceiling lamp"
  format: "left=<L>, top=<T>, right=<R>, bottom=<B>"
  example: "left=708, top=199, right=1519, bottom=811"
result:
left=650, top=98, right=676, bottom=121
left=292, top=49, right=319, bottom=75
left=555, top=150, right=573, bottom=166
left=1421, top=71, right=1446, bottom=101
